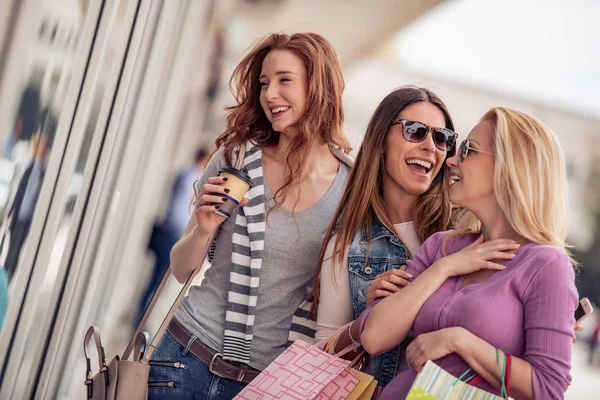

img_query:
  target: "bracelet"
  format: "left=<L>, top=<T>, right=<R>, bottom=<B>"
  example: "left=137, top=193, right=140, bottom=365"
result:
left=505, top=353, right=512, bottom=398
left=502, top=351, right=507, bottom=398
left=348, top=322, right=359, bottom=345
left=496, top=348, right=507, bottom=398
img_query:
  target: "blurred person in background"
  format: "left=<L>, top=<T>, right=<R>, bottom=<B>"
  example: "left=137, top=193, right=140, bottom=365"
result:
left=0, top=85, right=41, bottom=225
left=2, top=108, right=57, bottom=281
left=3, top=84, right=40, bottom=162
left=136, top=147, right=209, bottom=324
left=589, top=316, right=600, bottom=365
left=206, top=27, right=225, bottom=104
left=313, top=86, right=458, bottom=392
left=362, top=107, right=578, bottom=400
left=0, top=84, right=42, bottom=328
left=147, top=32, right=353, bottom=399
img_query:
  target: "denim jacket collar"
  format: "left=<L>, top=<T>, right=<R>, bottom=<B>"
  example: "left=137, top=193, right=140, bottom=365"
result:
left=360, top=217, right=403, bottom=247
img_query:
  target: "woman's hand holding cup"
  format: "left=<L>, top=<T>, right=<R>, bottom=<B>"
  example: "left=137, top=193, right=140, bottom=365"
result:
left=194, top=166, right=253, bottom=236
left=194, top=176, right=248, bottom=236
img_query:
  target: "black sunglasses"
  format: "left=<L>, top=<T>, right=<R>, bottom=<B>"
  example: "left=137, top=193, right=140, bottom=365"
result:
left=458, top=139, right=494, bottom=162
left=391, top=119, right=457, bottom=152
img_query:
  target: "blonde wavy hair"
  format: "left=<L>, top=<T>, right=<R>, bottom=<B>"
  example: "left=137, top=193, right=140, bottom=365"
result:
left=453, top=107, right=575, bottom=265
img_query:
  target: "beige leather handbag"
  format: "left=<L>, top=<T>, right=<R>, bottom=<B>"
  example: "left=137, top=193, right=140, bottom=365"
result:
left=82, top=144, right=246, bottom=399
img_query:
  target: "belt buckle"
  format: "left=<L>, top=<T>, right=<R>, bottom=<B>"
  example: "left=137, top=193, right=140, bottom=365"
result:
left=209, top=353, right=246, bottom=382
left=208, top=353, right=229, bottom=379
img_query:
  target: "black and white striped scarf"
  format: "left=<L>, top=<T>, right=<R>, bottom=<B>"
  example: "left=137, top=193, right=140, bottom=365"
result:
left=221, top=140, right=353, bottom=364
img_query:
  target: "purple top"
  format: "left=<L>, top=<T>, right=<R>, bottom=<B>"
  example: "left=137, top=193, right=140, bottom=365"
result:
left=361, top=231, right=578, bottom=399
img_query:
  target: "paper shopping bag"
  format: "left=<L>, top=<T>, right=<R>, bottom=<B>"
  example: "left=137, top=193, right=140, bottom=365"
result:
left=406, top=361, right=503, bottom=400
left=234, top=340, right=360, bottom=400
left=346, top=368, right=378, bottom=400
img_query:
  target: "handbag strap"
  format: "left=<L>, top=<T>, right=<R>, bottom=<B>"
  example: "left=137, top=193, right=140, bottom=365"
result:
left=141, top=262, right=210, bottom=362
left=123, top=142, right=247, bottom=362
left=133, top=331, right=150, bottom=362
left=83, top=326, right=108, bottom=386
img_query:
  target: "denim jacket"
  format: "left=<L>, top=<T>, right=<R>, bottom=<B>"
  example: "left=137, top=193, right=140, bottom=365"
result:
left=348, top=217, right=408, bottom=387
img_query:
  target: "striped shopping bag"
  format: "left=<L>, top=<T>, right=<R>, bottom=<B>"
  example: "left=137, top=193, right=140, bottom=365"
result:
left=406, top=361, right=504, bottom=400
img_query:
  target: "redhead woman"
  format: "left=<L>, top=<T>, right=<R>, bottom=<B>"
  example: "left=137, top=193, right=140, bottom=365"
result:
left=147, top=33, right=353, bottom=399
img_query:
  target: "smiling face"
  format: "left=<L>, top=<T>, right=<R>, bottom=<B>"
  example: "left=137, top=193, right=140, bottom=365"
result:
left=446, top=120, right=496, bottom=211
left=382, top=102, right=449, bottom=198
left=258, top=49, right=308, bottom=136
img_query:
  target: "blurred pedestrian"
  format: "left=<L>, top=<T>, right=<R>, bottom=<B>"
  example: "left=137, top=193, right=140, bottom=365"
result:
left=3, top=108, right=56, bottom=281
left=136, top=148, right=209, bottom=324
left=4, top=84, right=40, bottom=160
left=589, top=318, right=600, bottom=365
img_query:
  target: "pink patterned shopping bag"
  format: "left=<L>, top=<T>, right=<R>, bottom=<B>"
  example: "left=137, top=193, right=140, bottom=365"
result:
left=234, top=340, right=360, bottom=400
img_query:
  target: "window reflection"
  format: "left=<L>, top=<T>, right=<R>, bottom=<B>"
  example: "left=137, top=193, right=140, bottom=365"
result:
left=0, top=0, right=86, bottom=326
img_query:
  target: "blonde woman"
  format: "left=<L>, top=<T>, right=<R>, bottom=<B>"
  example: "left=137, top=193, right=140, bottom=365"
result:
left=361, top=107, right=578, bottom=399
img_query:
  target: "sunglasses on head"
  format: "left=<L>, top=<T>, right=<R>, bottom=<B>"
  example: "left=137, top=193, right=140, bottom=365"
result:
left=391, top=119, right=457, bottom=152
left=458, top=139, right=494, bottom=162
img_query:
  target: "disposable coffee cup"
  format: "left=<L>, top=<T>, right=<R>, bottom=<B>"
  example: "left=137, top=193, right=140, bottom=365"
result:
left=212, top=166, right=253, bottom=218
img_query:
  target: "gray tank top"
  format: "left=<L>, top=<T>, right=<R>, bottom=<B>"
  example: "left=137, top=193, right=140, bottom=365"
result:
left=175, top=148, right=350, bottom=370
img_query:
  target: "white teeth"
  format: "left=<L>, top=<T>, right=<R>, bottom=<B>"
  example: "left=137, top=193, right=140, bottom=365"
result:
left=450, top=175, right=461, bottom=184
left=406, top=159, right=432, bottom=171
left=271, top=106, right=289, bottom=114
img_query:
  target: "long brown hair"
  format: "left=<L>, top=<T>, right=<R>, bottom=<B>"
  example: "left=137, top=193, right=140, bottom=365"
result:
left=215, top=33, right=351, bottom=209
left=312, top=86, right=457, bottom=308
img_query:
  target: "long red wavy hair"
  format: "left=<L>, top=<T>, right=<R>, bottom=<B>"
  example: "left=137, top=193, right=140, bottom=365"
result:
left=215, top=33, right=352, bottom=209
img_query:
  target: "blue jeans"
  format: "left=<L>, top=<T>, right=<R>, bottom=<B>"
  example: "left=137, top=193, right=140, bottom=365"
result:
left=148, top=331, right=247, bottom=399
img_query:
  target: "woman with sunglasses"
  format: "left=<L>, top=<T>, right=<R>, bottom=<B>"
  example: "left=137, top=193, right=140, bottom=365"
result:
left=313, top=86, right=471, bottom=390
left=361, top=107, right=578, bottom=399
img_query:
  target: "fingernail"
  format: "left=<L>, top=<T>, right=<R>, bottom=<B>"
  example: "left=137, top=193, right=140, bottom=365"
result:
left=215, top=206, right=220, bottom=210
left=222, top=198, right=228, bottom=202
left=406, top=273, right=413, bottom=278
left=223, top=177, right=228, bottom=181
left=224, top=188, right=230, bottom=193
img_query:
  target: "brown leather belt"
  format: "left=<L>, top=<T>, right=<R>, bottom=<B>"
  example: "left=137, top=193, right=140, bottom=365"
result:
left=166, top=319, right=260, bottom=384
